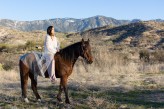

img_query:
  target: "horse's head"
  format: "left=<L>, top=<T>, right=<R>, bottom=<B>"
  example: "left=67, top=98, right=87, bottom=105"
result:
left=80, top=38, right=93, bottom=64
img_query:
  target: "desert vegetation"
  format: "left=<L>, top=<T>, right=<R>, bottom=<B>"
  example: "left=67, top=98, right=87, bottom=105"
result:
left=0, top=22, right=164, bottom=108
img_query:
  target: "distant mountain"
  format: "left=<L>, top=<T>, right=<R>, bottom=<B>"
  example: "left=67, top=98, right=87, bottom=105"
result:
left=0, top=16, right=130, bottom=32
left=0, top=16, right=163, bottom=33
left=131, top=19, right=142, bottom=23
left=152, top=19, right=164, bottom=22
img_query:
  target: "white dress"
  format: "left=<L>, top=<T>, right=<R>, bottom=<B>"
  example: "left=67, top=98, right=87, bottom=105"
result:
left=43, top=34, right=60, bottom=80
left=44, top=34, right=60, bottom=54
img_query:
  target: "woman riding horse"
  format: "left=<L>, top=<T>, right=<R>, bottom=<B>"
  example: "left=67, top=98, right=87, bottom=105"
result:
left=19, top=36, right=93, bottom=104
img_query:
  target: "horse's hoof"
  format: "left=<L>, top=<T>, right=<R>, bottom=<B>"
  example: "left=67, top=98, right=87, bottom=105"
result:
left=37, top=99, right=42, bottom=102
left=57, top=97, right=62, bottom=102
left=65, top=100, right=70, bottom=104
left=59, top=101, right=63, bottom=104
left=24, top=98, right=29, bottom=103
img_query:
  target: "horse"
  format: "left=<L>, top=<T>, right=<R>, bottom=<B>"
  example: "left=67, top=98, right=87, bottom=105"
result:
left=19, top=38, right=93, bottom=104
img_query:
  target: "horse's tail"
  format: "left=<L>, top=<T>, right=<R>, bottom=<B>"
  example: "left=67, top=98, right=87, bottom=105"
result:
left=19, top=59, right=24, bottom=95
left=19, top=54, right=28, bottom=84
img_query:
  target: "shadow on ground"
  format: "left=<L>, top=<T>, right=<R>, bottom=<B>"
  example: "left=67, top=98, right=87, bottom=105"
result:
left=1, top=81, right=164, bottom=108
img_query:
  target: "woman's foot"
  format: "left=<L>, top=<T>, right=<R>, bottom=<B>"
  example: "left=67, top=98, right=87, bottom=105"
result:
left=51, top=79, right=56, bottom=84
left=50, top=74, right=56, bottom=84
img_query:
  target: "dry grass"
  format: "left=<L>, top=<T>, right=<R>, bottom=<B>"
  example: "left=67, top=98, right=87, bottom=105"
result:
left=0, top=34, right=164, bottom=108
left=0, top=48, right=164, bottom=108
left=0, top=70, right=19, bottom=83
left=71, top=46, right=164, bottom=90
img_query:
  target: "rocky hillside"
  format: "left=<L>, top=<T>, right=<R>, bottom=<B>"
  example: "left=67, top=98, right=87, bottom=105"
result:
left=69, top=21, right=164, bottom=49
left=0, top=16, right=131, bottom=32
left=0, top=21, right=163, bottom=50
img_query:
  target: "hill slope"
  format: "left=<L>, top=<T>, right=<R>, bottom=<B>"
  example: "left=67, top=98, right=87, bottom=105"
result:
left=70, top=21, right=164, bottom=49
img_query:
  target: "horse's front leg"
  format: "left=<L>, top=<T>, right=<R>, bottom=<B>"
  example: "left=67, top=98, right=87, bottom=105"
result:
left=62, top=76, right=70, bottom=104
left=57, top=78, right=63, bottom=103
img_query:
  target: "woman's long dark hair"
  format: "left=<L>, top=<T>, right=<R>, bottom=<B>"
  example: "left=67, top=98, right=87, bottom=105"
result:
left=47, top=26, right=54, bottom=36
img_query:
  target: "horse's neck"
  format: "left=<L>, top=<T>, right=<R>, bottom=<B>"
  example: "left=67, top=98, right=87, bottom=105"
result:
left=68, top=49, right=80, bottom=66
left=72, top=52, right=80, bottom=66
left=60, top=45, right=80, bottom=67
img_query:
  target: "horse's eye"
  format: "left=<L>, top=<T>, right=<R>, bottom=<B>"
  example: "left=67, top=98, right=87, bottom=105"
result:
left=83, top=46, right=87, bottom=50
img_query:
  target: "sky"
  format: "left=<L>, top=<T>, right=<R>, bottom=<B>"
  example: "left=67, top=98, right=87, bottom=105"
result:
left=0, top=0, right=163, bottom=21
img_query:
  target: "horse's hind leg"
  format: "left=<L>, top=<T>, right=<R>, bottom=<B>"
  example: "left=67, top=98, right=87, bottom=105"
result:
left=29, top=73, right=41, bottom=101
left=20, top=72, right=29, bottom=103
left=19, top=60, right=30, bottom=103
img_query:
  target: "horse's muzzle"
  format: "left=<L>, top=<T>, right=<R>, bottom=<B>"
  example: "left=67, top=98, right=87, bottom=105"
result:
left=89, top=60, right=93, bottom=64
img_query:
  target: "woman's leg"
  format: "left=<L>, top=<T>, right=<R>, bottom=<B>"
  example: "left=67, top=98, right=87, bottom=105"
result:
left=48, top=59, right=56, bottom=81
left=44, top=53, right=56, bottom=82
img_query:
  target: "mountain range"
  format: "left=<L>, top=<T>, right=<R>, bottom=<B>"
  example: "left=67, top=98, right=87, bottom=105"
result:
left=0, top=15, right=163, bottom=33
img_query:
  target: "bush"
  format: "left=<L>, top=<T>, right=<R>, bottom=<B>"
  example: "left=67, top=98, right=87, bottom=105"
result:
left=0, top=63, right=3, bottom=70
left=139, top=49, right=150, bottom=62
left=0, top=44, right=9, bottom=52
left=25, top=40, right=36, bottom=50
left=2, top=61, right=15, bottom=71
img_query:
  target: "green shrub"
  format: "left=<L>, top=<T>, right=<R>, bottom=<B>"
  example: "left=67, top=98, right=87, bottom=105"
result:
left=139, top=49, right=150, bottom=62
left=0, top=63, right=3, bottom=70
left=2, top=61, right=15, bottom=71
left=0, top=44, right=9, bottom=52
left=25, top=40, right=36, bottom=50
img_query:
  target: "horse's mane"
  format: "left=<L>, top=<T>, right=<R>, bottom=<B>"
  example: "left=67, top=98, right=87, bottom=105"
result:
left=59, top=41, right=81, bottom=61
left=60, top=41, right=81, bottom=52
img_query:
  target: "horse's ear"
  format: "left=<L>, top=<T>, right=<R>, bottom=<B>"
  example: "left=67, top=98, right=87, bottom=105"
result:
left=82, top=38, right=84, bottom=43
left=88, top=38, right=90, bottom=42
left=81, top=38, right=85, bottom=46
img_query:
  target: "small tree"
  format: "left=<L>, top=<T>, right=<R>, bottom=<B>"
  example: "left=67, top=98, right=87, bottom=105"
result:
left=139, top=49, right=150, bottom=62
left=25, top=41, right=35, bottom=51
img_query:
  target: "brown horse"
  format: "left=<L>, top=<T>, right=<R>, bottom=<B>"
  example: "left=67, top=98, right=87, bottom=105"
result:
left=19, top=38, right=93, bottom=104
